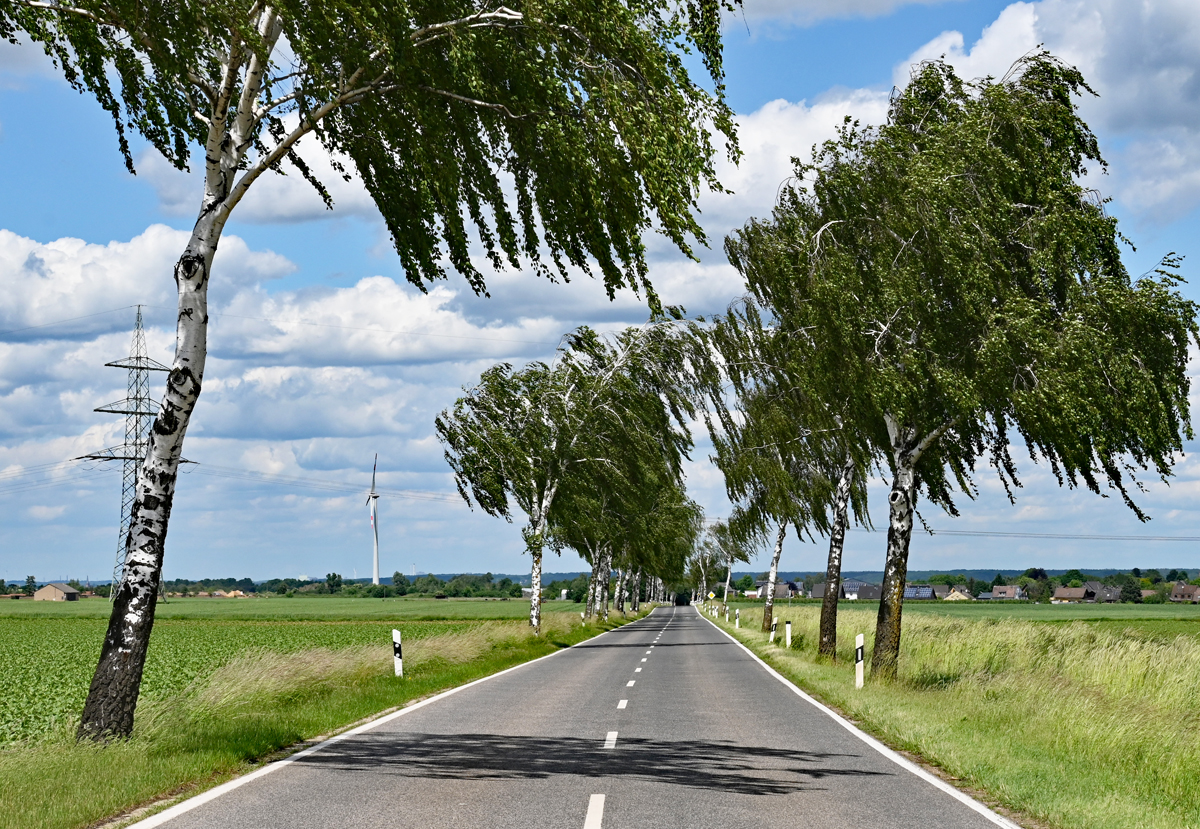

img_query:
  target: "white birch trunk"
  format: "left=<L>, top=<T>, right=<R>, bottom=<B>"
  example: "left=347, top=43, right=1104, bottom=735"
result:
left=818, top=455, right=855, bottom=660
left=761, top=521, right=786, bottom=633
left=873, top=414, right=947, bottom=679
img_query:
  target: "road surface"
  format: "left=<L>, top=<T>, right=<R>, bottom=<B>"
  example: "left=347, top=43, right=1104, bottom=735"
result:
left=139, top=606, right=1014, bottom=829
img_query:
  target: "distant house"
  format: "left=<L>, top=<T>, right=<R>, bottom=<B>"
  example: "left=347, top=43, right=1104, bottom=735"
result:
left=1083, top=581, right=1120, bottom=603
left=754, top=580, right=799, bottom=599
left=1052, top=586, right=1088, bottom=603
left=945, top=585, right=975, bottom=601
left=1170, top=583, right=1200, bottom=603
left=1141, top=589, right=1159, bottom=600
left=842, top=579, right=878, bottom=600
left=903, top=584, right=937, bottom=601
left=32, top=583, right=80, bottom=602
left=932, top=585, right=951, bottom=600
left=991, top=585, right=1026, bottom=600
left=976, top=591, right=994, bottom=601
left=808, top=581, right=879, bottom=601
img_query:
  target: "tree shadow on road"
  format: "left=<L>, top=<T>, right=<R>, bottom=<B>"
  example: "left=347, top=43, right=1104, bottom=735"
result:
left=296, top=733, right=890, bottom=795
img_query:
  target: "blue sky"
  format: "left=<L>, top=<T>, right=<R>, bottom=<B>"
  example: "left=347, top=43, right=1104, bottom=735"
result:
left=3, top=0, right=1200, bottom=584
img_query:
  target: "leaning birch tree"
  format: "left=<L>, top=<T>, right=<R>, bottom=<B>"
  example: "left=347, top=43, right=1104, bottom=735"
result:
left=437, top=320, right=697, bottom=632
left=6, top=0, right=738, bottom=739
left=726, top=54, right=1198, bottom=679
left=706, top=302, right=871, bottom=658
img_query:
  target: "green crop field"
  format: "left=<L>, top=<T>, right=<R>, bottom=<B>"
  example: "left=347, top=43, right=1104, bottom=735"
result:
left=0, top=596, right=584, bottom=744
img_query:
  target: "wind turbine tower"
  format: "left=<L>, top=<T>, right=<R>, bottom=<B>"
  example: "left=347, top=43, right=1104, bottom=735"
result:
left=367, top=455, right=380, bottom=585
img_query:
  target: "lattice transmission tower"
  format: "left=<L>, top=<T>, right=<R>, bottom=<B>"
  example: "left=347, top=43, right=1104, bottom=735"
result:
left=79, top=306, right=170, bottom=589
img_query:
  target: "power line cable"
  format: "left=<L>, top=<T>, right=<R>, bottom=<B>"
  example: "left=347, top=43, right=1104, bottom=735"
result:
left=0, top=306, right=136, bottom=338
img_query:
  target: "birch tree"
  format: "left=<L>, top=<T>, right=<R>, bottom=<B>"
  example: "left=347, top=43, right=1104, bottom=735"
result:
left=705, top=303, right=871, bottom=657
left=705, top=519, right=752, bottom=611
left=694, top=314, right=870, bottom=635
left=8, top=0, right=737, bottom=740
left=438, top=320, right=697, bottom=632
left=726, top=54, right=1198, bottom=679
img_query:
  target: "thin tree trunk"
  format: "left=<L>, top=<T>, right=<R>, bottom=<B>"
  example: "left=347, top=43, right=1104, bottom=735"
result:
left=78, top=224, right=216, bottom=740
left=529, top=545, right=544, bottom=634
left=722, top=556, right=733, bottom=613
left=615, top=568, right=626, bottom=615
left=632, top=569, right=641, bottom=612
left=585, top=544, right=604, bottom=618
left=818, top=456, right=856, bottom=660
left=761, top=520, right=787, bottom=633
left=599, top=548, right=612, bottom=621
left=872, top=423, right=924, bottom=679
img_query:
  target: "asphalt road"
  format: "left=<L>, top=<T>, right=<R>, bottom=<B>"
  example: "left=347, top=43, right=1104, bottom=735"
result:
left=142, top=606, right=1013, bottom=829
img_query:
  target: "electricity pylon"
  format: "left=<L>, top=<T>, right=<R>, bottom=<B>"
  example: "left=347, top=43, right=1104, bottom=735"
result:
left=79, top=306, right=170, bottom=591
left=367, top=455, right=380, bottom=585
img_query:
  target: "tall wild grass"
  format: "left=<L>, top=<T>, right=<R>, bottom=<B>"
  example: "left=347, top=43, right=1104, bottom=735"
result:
left=725, top=605, right=1200, bottom=829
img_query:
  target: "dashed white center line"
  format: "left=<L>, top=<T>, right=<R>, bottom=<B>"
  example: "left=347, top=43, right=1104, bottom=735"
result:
left=640, top=657, right=647, bottom=662
left=626, top=680, right=636, bottom=686
left=617, top=699, right=628, bottom=709
left=645, top=650, right=652, bottom=654
left=584, top=793, right=606, bottom=829
left=603, top=731, right=618, bottom=749
left=634, top=667, right=642, bottom=672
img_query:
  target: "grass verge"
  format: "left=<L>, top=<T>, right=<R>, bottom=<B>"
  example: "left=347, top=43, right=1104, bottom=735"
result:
left=708, top=603, right=1200, bottom=829
left=0, top=610, right=643, bottom=829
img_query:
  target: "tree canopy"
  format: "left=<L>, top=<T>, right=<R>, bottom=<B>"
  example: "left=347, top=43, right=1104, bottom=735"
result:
left=724, top=53, right=1198, bottom=677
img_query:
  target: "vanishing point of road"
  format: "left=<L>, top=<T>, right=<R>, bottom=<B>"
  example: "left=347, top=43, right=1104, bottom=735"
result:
left=135, top=606, right=1017, bottom=829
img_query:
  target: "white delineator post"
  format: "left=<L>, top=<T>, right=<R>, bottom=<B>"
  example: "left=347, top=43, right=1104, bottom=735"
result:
left=770, top=618, right=777, bottom=643
left=735, top=609, right=740, bottom=628
left=855, top=633, right=864, bottom=689
left=785, top=620, right=792, bottom=649
left=392, top=628, right=403, bottom=677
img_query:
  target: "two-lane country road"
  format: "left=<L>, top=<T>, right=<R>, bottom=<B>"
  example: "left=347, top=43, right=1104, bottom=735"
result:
left=135, top=606, right=1016, bottom=829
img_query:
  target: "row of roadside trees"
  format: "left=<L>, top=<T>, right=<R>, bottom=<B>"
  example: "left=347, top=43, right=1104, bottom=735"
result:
left=436, top=320, right=699, bottom=631
left=438, top=54, right=1197, bottom=683
left=686, top=55, right=1198, bottom=678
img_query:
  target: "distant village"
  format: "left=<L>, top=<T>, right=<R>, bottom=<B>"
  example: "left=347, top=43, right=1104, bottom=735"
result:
left=732, top=568, right=1200, bottom=604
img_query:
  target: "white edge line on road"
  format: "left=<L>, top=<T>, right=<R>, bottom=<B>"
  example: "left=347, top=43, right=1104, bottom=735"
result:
left=126, top=610, right=663, bottom=829
left=583, top=793, right=606, bottom=829
left=699, top=612, right=1023, bottom=829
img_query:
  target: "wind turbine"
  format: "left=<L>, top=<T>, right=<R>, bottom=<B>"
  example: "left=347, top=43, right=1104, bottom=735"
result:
left=367, top=455, right=380, bottom=585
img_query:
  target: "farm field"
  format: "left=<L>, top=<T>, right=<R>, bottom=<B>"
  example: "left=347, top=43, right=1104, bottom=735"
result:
left=0, top=597, right=584, bottom=743
left=0, top=595, right=580, bottom=621
left=0, top=597, right=631, bottom=829
left=712, top=602, right=1200, bottom=829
